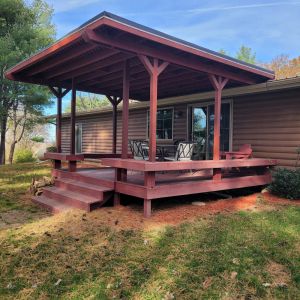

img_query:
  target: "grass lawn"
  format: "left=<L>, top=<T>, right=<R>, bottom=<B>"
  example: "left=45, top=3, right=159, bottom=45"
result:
left=0, top=163, right=299, bottom=299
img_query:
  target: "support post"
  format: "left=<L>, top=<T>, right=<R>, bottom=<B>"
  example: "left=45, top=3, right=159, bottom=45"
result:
left=138, top=56, right=169, bottom=162
left=121, top=61, right=130, bottom=159
left=49, top=86, right=70, bottom=169
left=107, top=95, right=122, bottom=154
left=138, top=55, right=168, bottom=218
left=69, top=78, right=77, bottom=172
left=56, top=87, right=62, bottom=153
left=112, top=101, right=117, bottom=154
left=208, top=75, right=228, bottom=181
left=70, top=78, right=76, bottom=155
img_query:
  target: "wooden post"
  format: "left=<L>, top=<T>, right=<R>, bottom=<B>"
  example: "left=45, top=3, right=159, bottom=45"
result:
left=138, top=56, right=169, bottom=162
left=121, top=61, right=130, bottom=159
left=49, top=86, right=70, bottom=169
left=112, top=101, right=117, bottom=154
left=107, top=95, right=122, bottom=154
left=208, top=75, right=228, bottom=181
left=71, top=78, right=76, bottom=155
left=69, top=78, right=77, bottom=172
left=138, top=55, right=168, bottom=218
left=56, top=87, right=62, bottom=153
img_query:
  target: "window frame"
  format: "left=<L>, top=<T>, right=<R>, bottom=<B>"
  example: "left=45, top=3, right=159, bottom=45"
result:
left=186, top=99, right=233, bottom=152
left=146, top=107, right=174, bottom=141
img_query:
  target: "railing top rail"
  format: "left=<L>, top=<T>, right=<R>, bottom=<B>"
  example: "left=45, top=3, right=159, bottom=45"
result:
left=101, top=158, right=277, bottom=172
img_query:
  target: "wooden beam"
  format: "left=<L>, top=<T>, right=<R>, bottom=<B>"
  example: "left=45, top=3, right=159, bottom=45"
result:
left=138, top=56, right=169, bottom=161
left=209, top=75, right=229, bottom=180
left=70, top=78, right=76, bottom=155
left=45, top=48, right=119, bottom=80
left=107, top=95, right=122, bottom=154
left=83, top=29, right=257, bottom=85
left=121, top=61, right=130, bottom=159
left=55, top=52, right=133, bottom=82
left=26, top=44, right=96, bottom=76
left=48, top=87, right=71, bottom=158
left=56, top=87, right=62, bottom=154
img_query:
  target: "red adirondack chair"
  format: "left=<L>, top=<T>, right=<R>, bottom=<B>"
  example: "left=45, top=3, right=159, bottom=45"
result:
left=224, top=144, right=253, bottom=160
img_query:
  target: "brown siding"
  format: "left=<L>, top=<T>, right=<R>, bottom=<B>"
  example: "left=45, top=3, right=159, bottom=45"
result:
left=61, top=104, right=188, bottom=153
left=61, top=88, right=300, bottom=168
left=233, top=89, right=300, bottom=168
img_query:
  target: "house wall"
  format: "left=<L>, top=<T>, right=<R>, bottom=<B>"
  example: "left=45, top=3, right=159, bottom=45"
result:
left=233, top=89, right=300, bottom=168
left=61, top=88, right=300, bottom=168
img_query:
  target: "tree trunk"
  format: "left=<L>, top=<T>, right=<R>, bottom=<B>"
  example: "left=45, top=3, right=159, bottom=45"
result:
left=0, top=115, right=7, bottom=165
left=8, top=141, right=16, bottom=164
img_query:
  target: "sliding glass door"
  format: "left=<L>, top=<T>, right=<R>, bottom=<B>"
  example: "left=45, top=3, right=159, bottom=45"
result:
left=189, top=102, right=231, bottom=159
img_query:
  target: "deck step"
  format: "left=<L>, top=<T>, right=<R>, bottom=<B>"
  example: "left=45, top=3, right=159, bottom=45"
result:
left=32, top=195, right=72, bottom=214
left=55, top=178, right=113, bottom=198
left=52, top=168, right=114, bottom=188
left=43, top=186, right=105, bottom=212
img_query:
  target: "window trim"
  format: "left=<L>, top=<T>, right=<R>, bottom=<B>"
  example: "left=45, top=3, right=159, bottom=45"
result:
left=146, top=107, right=174, bottom=141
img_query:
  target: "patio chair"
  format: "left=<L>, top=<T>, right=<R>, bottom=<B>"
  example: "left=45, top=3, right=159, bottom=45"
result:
left=224, top=144, right=253, bottom=160
left=129, top=140, right=149, bottom=160
left=164, top=142, right=195, bottom=161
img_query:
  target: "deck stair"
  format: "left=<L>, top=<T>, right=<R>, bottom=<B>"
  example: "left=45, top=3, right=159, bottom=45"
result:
left=32, top=172, right=114, bottom=213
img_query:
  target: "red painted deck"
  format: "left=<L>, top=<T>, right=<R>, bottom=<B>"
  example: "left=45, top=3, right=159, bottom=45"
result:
left=32, top=159, right=274, bottom=217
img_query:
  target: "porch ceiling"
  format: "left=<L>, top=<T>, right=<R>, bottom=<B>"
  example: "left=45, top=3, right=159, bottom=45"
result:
left=5, top=11, right=274, bottom=101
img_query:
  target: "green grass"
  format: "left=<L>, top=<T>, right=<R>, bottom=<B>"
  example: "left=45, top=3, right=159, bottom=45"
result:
left=0, top=163, right=299, bottom=299
left=0, top=207, right=299, bottom=299
left=0, top=162, right=50, bottom=212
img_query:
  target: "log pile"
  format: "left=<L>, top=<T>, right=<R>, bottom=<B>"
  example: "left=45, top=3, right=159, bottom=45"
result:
left=29, top=176, right=55, bottom=196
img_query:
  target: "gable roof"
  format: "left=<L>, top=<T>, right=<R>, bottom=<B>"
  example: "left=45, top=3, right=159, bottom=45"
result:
left=6, top=11, right=274, bottom=100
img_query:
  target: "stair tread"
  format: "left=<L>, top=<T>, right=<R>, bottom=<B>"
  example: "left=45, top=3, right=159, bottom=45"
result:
left=43, top=186, right=104, bottom=204
left=56, top=178, right=113, bottom=192
left=32, top=195, right=72, bottom=212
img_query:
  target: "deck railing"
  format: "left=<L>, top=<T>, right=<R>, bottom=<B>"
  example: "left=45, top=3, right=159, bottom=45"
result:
left=101, top=158, right=276, bottom=200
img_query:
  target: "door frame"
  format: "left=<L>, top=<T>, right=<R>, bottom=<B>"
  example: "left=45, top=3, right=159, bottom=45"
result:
left=186, top=99, right=233, bottom=157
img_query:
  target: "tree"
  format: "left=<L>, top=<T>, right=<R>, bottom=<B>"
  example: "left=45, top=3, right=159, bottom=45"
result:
left=7, top=85, right=51, bottom=164
left=236, top=46, right=256, bottom=64
left=219, top=49, right=227, bottom=55
left=0, top=0, right=55, bottom=164
left=64, top=93, right=110, bottom=113
left=263, top=54, right=300, bottom=79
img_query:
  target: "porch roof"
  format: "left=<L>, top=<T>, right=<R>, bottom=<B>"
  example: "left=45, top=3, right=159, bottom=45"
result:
left=5, top=11, right=274, bottom=100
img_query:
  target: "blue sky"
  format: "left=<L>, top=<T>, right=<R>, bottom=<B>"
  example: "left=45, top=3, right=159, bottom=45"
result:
left=44, top=0, right=300, bottom=129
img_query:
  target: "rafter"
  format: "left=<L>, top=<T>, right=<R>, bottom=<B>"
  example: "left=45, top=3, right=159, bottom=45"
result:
left=83, top=29, right=257, bottom=84
left=45, top=48, right=119, bottom=80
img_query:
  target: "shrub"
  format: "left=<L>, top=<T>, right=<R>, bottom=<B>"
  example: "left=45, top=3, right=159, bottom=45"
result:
left=31, top=136, right=44, bottom=143
left=14, top=149, right=36, bottom=163
left=46, top=146, right=57, bottom=152
left=269, top=168, right=300, bottom=200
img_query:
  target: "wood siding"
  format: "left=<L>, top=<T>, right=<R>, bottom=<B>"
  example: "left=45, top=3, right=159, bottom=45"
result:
left=61, top=88, right=300, bottom=168
left=233, top=89, right=300, bottom=168
left=62, top=104, right=188, bottom=154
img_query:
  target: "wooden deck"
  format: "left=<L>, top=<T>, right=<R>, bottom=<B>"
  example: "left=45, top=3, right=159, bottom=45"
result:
left=33, top=155, right=276, bottom=217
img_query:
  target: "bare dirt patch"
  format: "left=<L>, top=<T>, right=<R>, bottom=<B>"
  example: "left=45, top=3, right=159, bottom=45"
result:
left=0, top=209, right=49, bottom=230
left=267, top=261, right=291, bottom=288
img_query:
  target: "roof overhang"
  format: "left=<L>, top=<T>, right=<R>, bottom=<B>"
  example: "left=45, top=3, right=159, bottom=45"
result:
left=5, top=11, right=275, bottom=101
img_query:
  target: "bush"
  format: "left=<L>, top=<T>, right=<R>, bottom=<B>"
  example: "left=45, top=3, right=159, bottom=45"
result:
left=31, top=136, right=44, bottom=143
left=269, top=168, right=300, bottom=200
left=46, top=146, right=57, bottom=152
left=14, top=149, right=36, bottom=163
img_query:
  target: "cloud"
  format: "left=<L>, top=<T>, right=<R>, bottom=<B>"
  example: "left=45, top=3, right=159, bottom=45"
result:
left=187, top=1, right=300, bottom=14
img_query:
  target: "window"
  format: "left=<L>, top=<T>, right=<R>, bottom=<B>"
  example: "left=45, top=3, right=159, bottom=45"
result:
left=75, top=123, right=82, bottom=153
left=147, top=108, right=173, bottom=140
